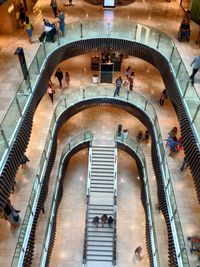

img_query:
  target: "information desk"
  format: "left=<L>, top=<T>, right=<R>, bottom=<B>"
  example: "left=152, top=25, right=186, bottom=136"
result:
left=100, top=63, right=113, bottom=83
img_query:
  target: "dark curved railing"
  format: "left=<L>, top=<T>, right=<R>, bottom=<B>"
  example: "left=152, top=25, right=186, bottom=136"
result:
left=12, top=86, right=189, bottom=266
left=115, top=134, right=160, bottom=266
left=0, top=26, right=200, bottom=215
left=39, top=133, right=160, bottom=266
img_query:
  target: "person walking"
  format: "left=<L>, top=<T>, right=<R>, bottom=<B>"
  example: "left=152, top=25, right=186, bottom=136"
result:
left=47, top=83, right=54, bottom=103
left=159, top=89, right=167, bottom=106
left=129, top=71, right=134, bottom=91
left=125, top=66, right=132, bottom=78
left=101, top=214, right=108, bottom=227
left=133, top=246, right=142, bottom=263
left=165, top=136, right=179, bottom=157
left=190, top=55, right=200, bottom=85
left=144, top=130, right=149, bottom=143
left=18, top=3, right=26, bottom=27
left=58, top=9, right=65, bottom=36
left=24, top=16, right=33, bottom=44
left=50, top=0, right=58, bottom=17
left=180, top=157, right=187, bottom=172
left=108, top=216, right=114, bottom=228
left=92, top=216, right=99, bottom=227
left=137, top=130, right=143, bottom=142
left=65, top=71, right=70, bottom=87
left=114, top=76, right=123, bottom=97
left=55, top=68, right=64, bottom=88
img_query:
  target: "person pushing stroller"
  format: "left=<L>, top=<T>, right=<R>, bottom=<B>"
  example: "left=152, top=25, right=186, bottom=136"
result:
left=39, top=19, right=57, bottom=43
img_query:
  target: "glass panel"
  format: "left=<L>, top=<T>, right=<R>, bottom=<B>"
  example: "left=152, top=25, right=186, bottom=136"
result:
left=0, top=130, right=8, bottom=160
left=1, top=99, right=21, bottom=143
left=16, top=94, right=29, bottom=115
left=170, top=47, right=181, bottom=75
left=157, top=33, right=173, bottom=59
left=37, top=152, right=46, bottom=179
left=36, top=45, right=46, bottom=68
left=148, top=29, right=160, bottom=49
left=158, top=141, right=165, bottom=162
left=193, top=107, right=200, bottom=136
left=54, top=98, right=66, bottom=118
left=176, top=62, right=189, bottom=94
left=44, top=132, right=52, bottom=155
left=154, top=117, right=161, bottom=138
left=18, top=79, right=31, bottom=94
left=184, top=84, right=200, bottom=119
left=145, top=102, right=156, bottom=120
left=29, top=56, right=39, bottom=87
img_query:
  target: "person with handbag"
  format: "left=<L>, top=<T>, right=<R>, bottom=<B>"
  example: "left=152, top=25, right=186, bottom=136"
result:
left=50, top=0, right=58, bottom=18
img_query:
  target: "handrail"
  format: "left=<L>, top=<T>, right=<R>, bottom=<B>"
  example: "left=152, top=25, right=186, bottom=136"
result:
left=112, top=206, right=117, bottom=267
left=11, top=85, right=190, bottom=266
left=115, top=134, right=160, bottom=267
left=83, top=194, right=90, bottom=265
left=0, top=19, right=200, bottom=171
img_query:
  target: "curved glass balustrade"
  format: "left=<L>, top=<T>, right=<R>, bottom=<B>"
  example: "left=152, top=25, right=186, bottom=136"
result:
left=40, top=131, right=93, bottom=267
left=12, top=86, right=189, bottom=266
left=0, top=19, right=200, bottom=169
left=40, top=133, right=160, bottom=267
left=115, top=134, right=160, bottom=267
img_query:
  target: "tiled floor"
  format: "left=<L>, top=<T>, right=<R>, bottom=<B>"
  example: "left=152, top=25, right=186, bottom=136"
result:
left=0, top=0, right=200, bottom=266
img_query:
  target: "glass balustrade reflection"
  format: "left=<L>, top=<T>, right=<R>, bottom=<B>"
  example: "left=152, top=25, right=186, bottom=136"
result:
left=0, top=130, right=8, bottom=160
left=29, top=56, right=39, bottom=87
left=193, top=107, right=200, bottom=134
left=184, top=83, right=200, bottom=119
left=36, top=45, right=46, bottom=67
left=157, top=33, right=174, bottom=59
left=1, top=98, right=22, bottom=144
left=18, top=79, right=31, bottom=94
left=171, top=47, right=181, bottom=75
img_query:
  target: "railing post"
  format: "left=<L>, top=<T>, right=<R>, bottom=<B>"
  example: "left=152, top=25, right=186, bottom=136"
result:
left=183, top=80, right=190, bottom=98
left=57, top=32, right=60, bottom=46
left=134, top=24, right=138, bottom=40
left=43, top=42, right=47, bottom=57
left=80, top=23, right=83, bottom=38
left=35, top=55, right=40, bottom=74
left=176, top=61, right=182, bottom=78
left=49, top=129, right=53, bottom=140
left=107, top=22, right=110, bottom=37
left=156, top=33, right=161, bottom=49
left=64, top=98, right=67, bottom=108
left=154, top=115, right=157, bottom=126
left=83, top=89, right=85, bottom=99
left=170, top=46, right=175, bottom=62
left=53, top=112, right=57, bottom=123
left=16, top=98, right=22, bottom=117
left=192, top=104, right=200, bottom=123
left=126, top=90, right=129, bottom=100
left=144, top=100, right=147, bottom=111
left=0, top=126, right=9, bottom=148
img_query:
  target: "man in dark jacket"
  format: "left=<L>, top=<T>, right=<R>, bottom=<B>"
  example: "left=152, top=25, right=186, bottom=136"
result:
left=55, top=68, right=63, bottom=88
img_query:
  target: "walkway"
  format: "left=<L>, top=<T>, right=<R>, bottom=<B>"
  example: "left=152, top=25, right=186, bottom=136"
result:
left=84, top=141, right=116, bottom=266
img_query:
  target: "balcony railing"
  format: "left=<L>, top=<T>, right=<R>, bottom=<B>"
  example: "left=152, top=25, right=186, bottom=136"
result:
left=0, top=19, right=199, bottom=172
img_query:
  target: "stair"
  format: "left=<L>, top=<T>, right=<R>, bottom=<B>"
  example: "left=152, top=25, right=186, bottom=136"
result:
left=83, top=142, right=117, bottom=267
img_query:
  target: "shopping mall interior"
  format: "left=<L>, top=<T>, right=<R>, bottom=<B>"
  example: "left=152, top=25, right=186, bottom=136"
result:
left=0, top=0, right=200, bottom=266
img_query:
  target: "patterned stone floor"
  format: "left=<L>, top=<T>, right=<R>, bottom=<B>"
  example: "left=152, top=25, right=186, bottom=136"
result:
left=0, top=0, right=200, bottom=266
